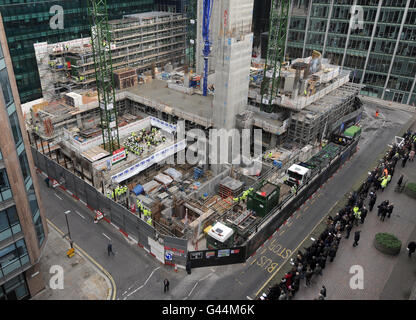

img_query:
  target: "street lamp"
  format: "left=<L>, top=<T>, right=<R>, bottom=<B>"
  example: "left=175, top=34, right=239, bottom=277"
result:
left=64, top=210, right=73, bottom=248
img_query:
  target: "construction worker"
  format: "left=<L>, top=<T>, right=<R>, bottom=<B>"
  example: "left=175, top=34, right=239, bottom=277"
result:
left=233, top=197, right=239, bottom=203
left=147, top=218, right=152, bottom=226
left=386, top=174, right=392, bottom=184
left=353, top=209, right=361, bottom=226
left=381, top=177, right=388, bottom=191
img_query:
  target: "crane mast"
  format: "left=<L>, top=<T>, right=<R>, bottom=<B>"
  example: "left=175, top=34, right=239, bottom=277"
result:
left=260, top=0, right=291, bottom=113
left=88, top=0, right=120, bottom=153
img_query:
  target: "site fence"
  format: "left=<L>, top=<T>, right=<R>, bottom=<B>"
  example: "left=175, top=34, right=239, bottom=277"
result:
left=244, top=139, right=359, bottom=258
left=31, top=147, right=188, bottom=267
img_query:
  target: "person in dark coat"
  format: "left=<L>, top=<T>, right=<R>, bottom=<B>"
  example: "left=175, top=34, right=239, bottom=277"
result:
left=397, top=174, right=404, bottom=188
left=318, top=254, right=327, bottom=269
left=345, top=222, right=353, bottom=239
left=380, top=207, right=387, bottom=221
left=353, top=231, right=361, bottom=247
left=369, top=191, right=377, bottom=212
left=164, top=279, right=170, bottom=292
left=320, top=285, right=327, bottom=298
left=107, top=242, right=114, bottom=256
left=360, top=206, right=368, bottom=224
left=407, top=241, right=416, bottom=258
left=328, top=245, right=337, bottom=262
left=387, top=203, right=394, bottom=218
left=305, top=268, right=313, bottom=287
left=402, top=154, right=408, bottom=168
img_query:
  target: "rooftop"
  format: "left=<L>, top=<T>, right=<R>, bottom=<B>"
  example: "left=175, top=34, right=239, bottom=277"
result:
left=125, top=79, right=214, bottom=127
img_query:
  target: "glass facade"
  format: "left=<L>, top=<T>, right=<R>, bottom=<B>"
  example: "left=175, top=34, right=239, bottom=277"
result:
left=286, top=0, right=416, bottom=105
left=0, top=33, right=45, bottom=298
left=0, top=239, right=30, bottom=279
left=0, top=0, right=155, bottom=103
left=0, top=205, right=21, bottom=243
left=0, top=273, right=29, bottom=300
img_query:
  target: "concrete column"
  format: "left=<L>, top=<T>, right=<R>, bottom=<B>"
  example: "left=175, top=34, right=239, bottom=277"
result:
left=270, top=133, right=278, bottom=149
left=284, top=1, right=295, bottom=60
left=322, top=0, right=334, bottom=57
left=381, top=0, right=410, bottom=100
left=341, top=0, right=357, bottom=70
left=406, top=73, right=416, bottom=105
left=302, top=0, right=314, bottom=58
left=360, top=0, right=383, bottom=85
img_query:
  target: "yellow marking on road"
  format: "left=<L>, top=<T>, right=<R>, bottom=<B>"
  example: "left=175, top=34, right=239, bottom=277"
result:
left=279, top=230, right=285, bottom=236
left=287, top=222, right=293, bottom=227
left=250, top=257, right=257, bottom=265
left=296, top=214, right=301, bottom=219
left=255, top=202, right=336, bottom=297
left=303, top=206, right=309, bottom=212
left=47, top=219, right=117, bottom=300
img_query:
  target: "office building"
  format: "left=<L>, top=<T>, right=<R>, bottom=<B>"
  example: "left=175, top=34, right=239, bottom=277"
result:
left=0, top=0, right=154, bottom=103
left=285, top=0, right=416, bottom=105
left=0, top=13, right=47, bottom=300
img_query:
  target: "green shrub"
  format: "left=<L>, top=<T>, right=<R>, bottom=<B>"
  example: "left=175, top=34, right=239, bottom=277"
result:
left=406, top=182, right=416, bottom=193
left=404, top=182, right=416, bottom=199
left=374, top=233, right=401, bottom=255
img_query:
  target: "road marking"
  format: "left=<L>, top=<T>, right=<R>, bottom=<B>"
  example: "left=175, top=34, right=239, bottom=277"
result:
left=255, top=203, right=335, bottom=297
left=46, top=219, right=116, bottom=300
left=184, top=271, right=214, bottom=300
left=246, top=296, right=253, bottom=300
left=75, top=210, right=85, bottom=219
left=102, top=233, right=111, bottom=241
left=124, top=266, right=161, bottom=299
left=55, top=193, right=63, bottom=200
left=279, top=230, right=285, bottom=236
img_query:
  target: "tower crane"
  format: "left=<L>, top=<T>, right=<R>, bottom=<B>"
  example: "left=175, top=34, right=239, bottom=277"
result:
left=88, top=0, right=120, bottom=153
left=202, top=0, right=214, bottom=96
left=260, top=0, right=291, bottom=113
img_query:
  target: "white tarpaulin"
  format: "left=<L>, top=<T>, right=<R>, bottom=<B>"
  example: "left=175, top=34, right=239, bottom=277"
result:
left=111, top=140, right=186, bottom=183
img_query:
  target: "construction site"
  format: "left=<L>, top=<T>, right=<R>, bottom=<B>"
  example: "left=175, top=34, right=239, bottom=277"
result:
left=25, top=0, right=364, bottom=252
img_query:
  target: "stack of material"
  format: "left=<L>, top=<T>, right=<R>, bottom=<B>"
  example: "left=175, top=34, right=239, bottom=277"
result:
left=167, top=185, right=179, bottom=195
left=164, top=168, right=182, bottom=181
left=143, top=180, right=160, bottom=194
left=154, top=173, right=173, bottom=186
left=113, top=68, right=137, bottom=89
left=218, top=176, right=244, bottom=199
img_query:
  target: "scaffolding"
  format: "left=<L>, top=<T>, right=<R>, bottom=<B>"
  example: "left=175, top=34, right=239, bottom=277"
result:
left=287, top=82, right=363, bottom=145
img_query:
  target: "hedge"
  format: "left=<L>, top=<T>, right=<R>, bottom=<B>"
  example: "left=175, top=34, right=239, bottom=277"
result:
left=374, top=233, right=401, bottom=255
left=404, top=182, right=416, bottom=199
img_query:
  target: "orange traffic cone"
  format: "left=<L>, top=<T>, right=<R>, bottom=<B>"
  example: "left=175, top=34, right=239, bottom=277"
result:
left=375, top=109, right=379, bottom=118
left=174, top=264, right=178, bottom=272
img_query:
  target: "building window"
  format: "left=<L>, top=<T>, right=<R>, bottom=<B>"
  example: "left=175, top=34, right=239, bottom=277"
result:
left=18, top=152, right=31, bottom=184
left=0, top=206, right=21, bottom=243
left=0, top=68, right=13, bottom=107
left=0, top=273, right=29, bottom=300
left=0, top=239, right=29, bottom=279
left=26, top=183, right=39, bottom=218
left=34, top=213, right=45, bottom=246
left=0, top=168, right=12, bottom=201
left=8, top=112, right=23, bottom=147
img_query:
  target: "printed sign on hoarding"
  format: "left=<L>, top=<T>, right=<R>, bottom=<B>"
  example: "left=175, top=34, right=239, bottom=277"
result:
left=218, top=249, right=230, bottom=258
left=111, top=148, right=126, bottom=165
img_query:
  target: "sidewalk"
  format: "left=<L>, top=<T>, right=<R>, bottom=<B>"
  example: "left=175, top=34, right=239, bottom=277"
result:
left=31, top=222, right=112, bottom=300
left=359, top=95, right=416, bottom=113
left=294, top=159, right=416, bottom=300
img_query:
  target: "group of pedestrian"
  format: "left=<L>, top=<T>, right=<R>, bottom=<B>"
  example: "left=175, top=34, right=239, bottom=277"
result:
left=261, top=128, right=416, bottom=301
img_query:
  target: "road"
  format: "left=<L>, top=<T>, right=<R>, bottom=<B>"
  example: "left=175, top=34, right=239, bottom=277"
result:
left=38, top=100, right=414, bottom=300
left=178, top=100, right=415, bottom=300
